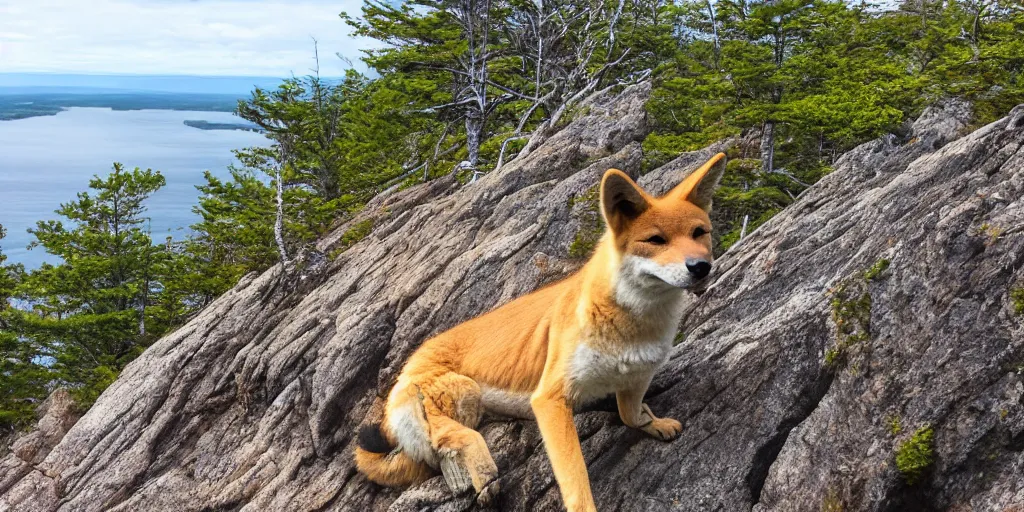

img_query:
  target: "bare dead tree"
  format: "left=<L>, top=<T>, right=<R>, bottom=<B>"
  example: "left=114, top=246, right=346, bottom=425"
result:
left=363, top=0, right=653, bottom=179
left=307, top=39, right=346, bottom=199
left=760, top=120, right=775, bottom=173
left=493, top=0, right=644, bottom=171
left=414, top=0, right=507, bottom=169
left=513, top=0, right=635, bottom=158
left=400, top=0, right=525, bottom=175
left=138, top=218, right=151, bottom=337
left=705, top=0, right=721, bottom=68
left=496, top=0, right=589, bottom=169
left=274, top=146, right=290, bottom=267
left=461, top=0, right=491, bottom=167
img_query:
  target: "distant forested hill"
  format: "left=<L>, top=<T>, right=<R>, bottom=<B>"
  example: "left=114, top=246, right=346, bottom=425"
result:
left=0, top=92, right=242, bottom=120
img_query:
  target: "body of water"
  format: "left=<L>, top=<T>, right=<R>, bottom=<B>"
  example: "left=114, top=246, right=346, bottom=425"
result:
left=0, top=107, right=268, bottom=268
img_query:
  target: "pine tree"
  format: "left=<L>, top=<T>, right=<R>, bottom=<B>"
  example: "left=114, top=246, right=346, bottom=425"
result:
left=648, top=0, right=930, bottom=250
left=345, top=0, right=511, bottom=170
left=233, top=71, right=433, bottom=264
left=0, top=225, right=49, bottom=431
left=17, top=164, right=168, bottom=405
left=176, top=167, right=278, bottom=302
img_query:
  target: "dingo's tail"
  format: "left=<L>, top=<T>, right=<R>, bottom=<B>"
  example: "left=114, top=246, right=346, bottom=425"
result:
left=354, top=423, right=432, bottom=487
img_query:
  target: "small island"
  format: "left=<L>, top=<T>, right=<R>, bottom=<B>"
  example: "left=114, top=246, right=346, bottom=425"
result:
left=183, top=120, right=263, bottom=132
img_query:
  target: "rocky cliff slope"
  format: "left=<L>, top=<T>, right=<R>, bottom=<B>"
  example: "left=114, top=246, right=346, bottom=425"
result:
left=1, top=85, right=1022, bottom=512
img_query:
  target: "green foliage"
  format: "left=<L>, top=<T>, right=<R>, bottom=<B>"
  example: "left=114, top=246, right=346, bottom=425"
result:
left=648, top=0, right=1024, bottom=251
left=238, top=73, right=422, bottom=203
left=652, top=0, right=907, bottom=154
left=895, top=426, right=935, bottom=485
left=0, top=224, right=15, bottom=299
left=163, top=167, right=278, bottom=308
left=215, top=72, right=438, bottom=280
left=879, top=0, right=1024, bottom=126
left=650, top=0, right=892, bottom=237
left=0, top=225, right=45, bottom=430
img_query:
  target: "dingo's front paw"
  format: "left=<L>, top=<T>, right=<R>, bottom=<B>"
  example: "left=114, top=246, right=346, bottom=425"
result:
left=642, top=417, right=682, bottom=441
left=476, top=478, right=500, bottom=508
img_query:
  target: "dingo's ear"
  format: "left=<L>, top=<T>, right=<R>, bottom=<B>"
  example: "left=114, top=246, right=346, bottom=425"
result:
left=668, top=152, right=726, bottom=213
left=600, top=169, right=649, bottom=233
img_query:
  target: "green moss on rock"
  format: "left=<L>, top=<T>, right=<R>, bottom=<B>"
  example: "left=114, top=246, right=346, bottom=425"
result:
left=567, top=185, right=604, bottom=259
left=863, top=258, right=890, bottom=281
left=888, top=415, right=903, bottom=436
left=822, top=488, right=844, bottom=512
left=1011, top=287, right=1024, bottom=316
left=824, top=258, right=893, bottom=368
left=330, top=219, right=375, bottom=260
left=895, top=426, right=934, bottom=485
left=825, top=279, right=872, bottom=369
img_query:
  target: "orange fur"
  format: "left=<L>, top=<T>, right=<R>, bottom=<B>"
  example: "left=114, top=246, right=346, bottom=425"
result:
left=353, top=447, right=433, bottom=487
left=354, top=154, right=727, bottom=511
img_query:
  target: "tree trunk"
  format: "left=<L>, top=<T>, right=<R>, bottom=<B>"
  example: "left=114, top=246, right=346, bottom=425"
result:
left=465, top=113, right=484, bottom=167
left=705, top=0, right=721, bottom=68
left=274, top=167, right=289, bottom=266
left=761, top=120, right=775, bottom=173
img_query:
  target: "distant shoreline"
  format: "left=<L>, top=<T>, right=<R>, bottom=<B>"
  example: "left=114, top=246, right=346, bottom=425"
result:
left=0, top=91, right=242, bottom=121
left=1, top=105, right=240, bottom=122
left=183, top=119, right=263, bottom=133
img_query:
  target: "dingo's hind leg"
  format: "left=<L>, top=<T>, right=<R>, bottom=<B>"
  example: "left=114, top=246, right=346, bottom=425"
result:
left=420, top=373, right=500, bottom=506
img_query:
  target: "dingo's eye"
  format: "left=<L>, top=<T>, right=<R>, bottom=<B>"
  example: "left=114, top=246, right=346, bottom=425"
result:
left=643, top=235, right=667, bottom=245
left=693, top=227, right=709, bottom=238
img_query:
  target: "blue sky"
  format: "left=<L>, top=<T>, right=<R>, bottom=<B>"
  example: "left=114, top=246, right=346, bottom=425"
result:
left=0, top=0, right=377, bottom=77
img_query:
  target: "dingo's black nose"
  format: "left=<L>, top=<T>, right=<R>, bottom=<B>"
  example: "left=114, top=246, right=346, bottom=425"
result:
left=686, top=260, right=711, bottom=279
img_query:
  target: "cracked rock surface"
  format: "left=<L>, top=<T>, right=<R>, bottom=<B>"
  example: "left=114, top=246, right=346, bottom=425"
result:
left=1, top=85, right=1022, bottom=511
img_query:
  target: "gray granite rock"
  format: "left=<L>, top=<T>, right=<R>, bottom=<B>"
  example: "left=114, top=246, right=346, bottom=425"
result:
left=1, top=87, right=1022, bottom=512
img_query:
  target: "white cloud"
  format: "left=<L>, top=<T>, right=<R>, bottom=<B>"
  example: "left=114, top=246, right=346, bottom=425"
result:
left=0, top=0, right=378, bottom=76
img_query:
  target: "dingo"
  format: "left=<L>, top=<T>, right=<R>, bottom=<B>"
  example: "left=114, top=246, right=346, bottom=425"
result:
left=355, top=153, right=727, bottom=511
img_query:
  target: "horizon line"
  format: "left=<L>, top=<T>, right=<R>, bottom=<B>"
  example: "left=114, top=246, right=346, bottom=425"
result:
left=0, top=71, right=294, bottom=80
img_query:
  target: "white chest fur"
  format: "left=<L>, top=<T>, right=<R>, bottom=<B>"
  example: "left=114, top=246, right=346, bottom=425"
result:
left=568, top=335, right=673, bottom=404
left=567, top=263, right=686, bottom=403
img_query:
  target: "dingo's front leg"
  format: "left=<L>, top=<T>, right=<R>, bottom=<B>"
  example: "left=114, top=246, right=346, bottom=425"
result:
left=616, top=385, right=682, bottom=441
left=531, top=387, right=596, bottom=512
